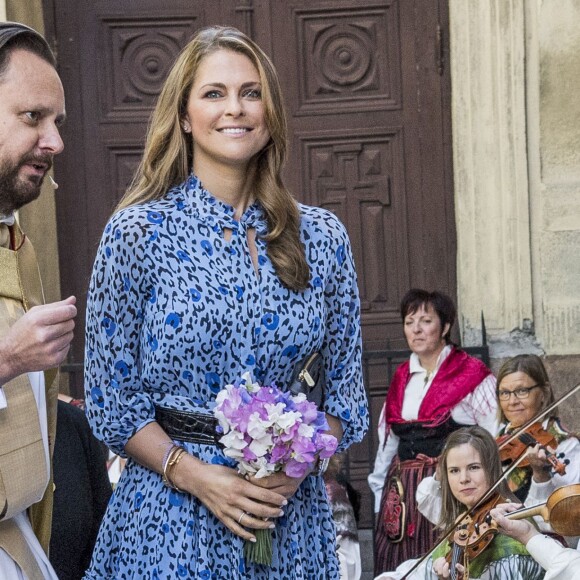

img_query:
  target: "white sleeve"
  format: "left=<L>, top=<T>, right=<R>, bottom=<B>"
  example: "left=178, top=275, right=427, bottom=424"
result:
left=526, top=436, right=580, bottom=533
left=453, top=374, right=499, bottom=434
left=373, top=557, right=433, bottom=580
left=336, top=537, right=362, bottom=580
left=416, top=475, right=442, bottom=524
left=526, top=534, right=580, bottom=580
left=368, top=405, right=399, bottom=513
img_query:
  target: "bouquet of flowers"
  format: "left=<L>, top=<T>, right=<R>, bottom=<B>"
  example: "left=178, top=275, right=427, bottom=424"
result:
left=213, top=372, right=338, bottom=565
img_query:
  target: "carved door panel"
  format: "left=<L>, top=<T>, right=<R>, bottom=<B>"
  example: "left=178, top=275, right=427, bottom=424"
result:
left=254, top=0, right=455, bottom=528
left=45, top=0, right=454, bottom=529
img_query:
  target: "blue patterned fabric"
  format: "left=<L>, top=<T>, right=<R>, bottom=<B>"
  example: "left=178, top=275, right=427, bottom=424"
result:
left=84, top=175, right=368, bottom=579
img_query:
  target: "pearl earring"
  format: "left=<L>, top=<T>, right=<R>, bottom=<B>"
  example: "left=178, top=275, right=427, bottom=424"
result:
left=182, top=123, right=190, bottom=133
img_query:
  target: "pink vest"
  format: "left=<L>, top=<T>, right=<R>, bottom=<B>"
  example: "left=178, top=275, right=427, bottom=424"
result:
left=385, top=347, right=492, bottom=429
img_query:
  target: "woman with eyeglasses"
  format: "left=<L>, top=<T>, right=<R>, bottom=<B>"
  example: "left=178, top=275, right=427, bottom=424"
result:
left=493, top=355, right=580, bottom=510
left=418, top=354, right=580, bottom=544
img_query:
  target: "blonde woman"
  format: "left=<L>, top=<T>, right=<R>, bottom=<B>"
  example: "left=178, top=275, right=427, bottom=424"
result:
left=84, top=26, right=367, bottom=578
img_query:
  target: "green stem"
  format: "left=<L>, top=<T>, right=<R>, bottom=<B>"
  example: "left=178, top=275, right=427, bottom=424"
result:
left=244, top=528, right=273, bottom=566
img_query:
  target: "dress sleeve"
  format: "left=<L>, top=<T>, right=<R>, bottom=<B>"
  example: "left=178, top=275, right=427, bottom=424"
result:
left=373, top=556, right=433, bottom=580
left=368, top=404, right=399, bottom=512
left=84, top=211, right=157, bottom=456
left=335, top=537, right=362, bottom=580
left=321, top=217, right=368, bottom=451
left=527, top=534, right=580, bottom=580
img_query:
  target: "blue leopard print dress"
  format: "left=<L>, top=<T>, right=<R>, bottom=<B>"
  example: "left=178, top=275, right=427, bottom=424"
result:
left=84, top=175, right=368, bottom=579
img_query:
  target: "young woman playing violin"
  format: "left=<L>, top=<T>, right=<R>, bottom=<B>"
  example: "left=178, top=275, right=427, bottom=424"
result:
left=375, top=426, right=545, bottom=580
left=418, top=354, right=580, bottom=544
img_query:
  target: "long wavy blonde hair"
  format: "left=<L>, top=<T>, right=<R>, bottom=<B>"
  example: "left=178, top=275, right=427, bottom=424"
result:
left=117, top=26, right=309, bottom=290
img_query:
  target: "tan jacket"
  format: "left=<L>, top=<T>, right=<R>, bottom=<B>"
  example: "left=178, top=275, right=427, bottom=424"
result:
left=0, top=223, right=58, bottom=579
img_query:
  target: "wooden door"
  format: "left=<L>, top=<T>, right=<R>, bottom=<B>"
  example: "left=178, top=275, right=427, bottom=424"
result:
left=44, top=0, right=455, bottom=529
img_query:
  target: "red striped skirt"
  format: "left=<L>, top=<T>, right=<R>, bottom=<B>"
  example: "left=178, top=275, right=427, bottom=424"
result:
left=374, top=454, right=438, bottom=575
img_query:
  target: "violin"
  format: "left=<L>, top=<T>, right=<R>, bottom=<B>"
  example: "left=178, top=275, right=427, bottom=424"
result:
left=497, top=421, right=569, bottom=476
left=445, top=494, right=505, bottom=580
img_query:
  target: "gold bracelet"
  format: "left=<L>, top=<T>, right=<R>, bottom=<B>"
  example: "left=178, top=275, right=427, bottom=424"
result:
left=162, top=445, right=184, bottom=490
left=166, top=448, right=187, bottom=492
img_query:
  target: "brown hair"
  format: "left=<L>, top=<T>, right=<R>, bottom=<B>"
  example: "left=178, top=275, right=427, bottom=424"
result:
left=116, top=26, right=309, bottom=290
left=400, top=288, right=456, bottom=343
left=496, top=354, right=555, bottom=425
left=437, top=426, right=514, bottom=531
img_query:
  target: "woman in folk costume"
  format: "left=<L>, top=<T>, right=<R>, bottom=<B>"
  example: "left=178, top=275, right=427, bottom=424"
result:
left=369, top=289, right=498, bottom=574
left=494, top=355, right=580, bottom=511
left=375, top=426, right=545, bottom=580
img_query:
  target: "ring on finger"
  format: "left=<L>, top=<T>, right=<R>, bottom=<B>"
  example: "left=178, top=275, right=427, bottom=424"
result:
left=238, top=511, right=247, bottom=525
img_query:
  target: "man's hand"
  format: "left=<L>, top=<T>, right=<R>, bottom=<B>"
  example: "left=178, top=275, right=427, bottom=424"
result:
left=489, top=502, right=538, bottom=545
left=0, top=296, right=76, bottom=383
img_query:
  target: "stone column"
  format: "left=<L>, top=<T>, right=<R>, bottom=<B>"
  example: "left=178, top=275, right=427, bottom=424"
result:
left=449, top=0, right=537, bottom=357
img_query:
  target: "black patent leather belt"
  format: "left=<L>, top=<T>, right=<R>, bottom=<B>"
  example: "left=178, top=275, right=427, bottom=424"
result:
left=155, top=406, right=220, bottom=446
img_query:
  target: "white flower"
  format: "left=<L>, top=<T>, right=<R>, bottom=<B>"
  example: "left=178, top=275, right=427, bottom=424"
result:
left=240, top=371, right=261, bottom=393
left=263, top=402, right=287, bottom=424
left=213, top=411, right=231, bottom=433
left=253, top=457, right=276, bottom=478
left=276, top=410, right=303, bottom=432
left=219, top=429, right=247, bottom=452
left=238, top=461, right=257, bottom=475
left=297, top=423, right=315, bottom=438
left=247, top=412, right=274, bottom=439
left=223, top=447, right=245, bottom=461
left=249, top=435, right=274, bottom=458
left=215, top=387, right=230, bottom=406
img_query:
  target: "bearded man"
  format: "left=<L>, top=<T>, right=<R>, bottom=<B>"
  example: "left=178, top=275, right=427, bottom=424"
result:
left=0, top=22, right=76, bottom=579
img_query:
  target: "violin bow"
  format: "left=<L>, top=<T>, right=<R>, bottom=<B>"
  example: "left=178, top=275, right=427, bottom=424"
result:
left=400, top=453, right=529, bottom=579
left=498, top=382, right=580, bottom=451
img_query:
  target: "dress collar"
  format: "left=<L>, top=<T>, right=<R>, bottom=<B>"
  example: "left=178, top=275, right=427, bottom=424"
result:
left=176, top=174, right=268, bottom=236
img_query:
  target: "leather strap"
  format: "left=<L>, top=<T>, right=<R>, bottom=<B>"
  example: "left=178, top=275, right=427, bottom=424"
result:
left=155, top=406, right=220, bottom=446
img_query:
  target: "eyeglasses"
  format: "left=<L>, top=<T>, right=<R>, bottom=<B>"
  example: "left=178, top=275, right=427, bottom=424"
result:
left=497, top=384, right=541, bottom=401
